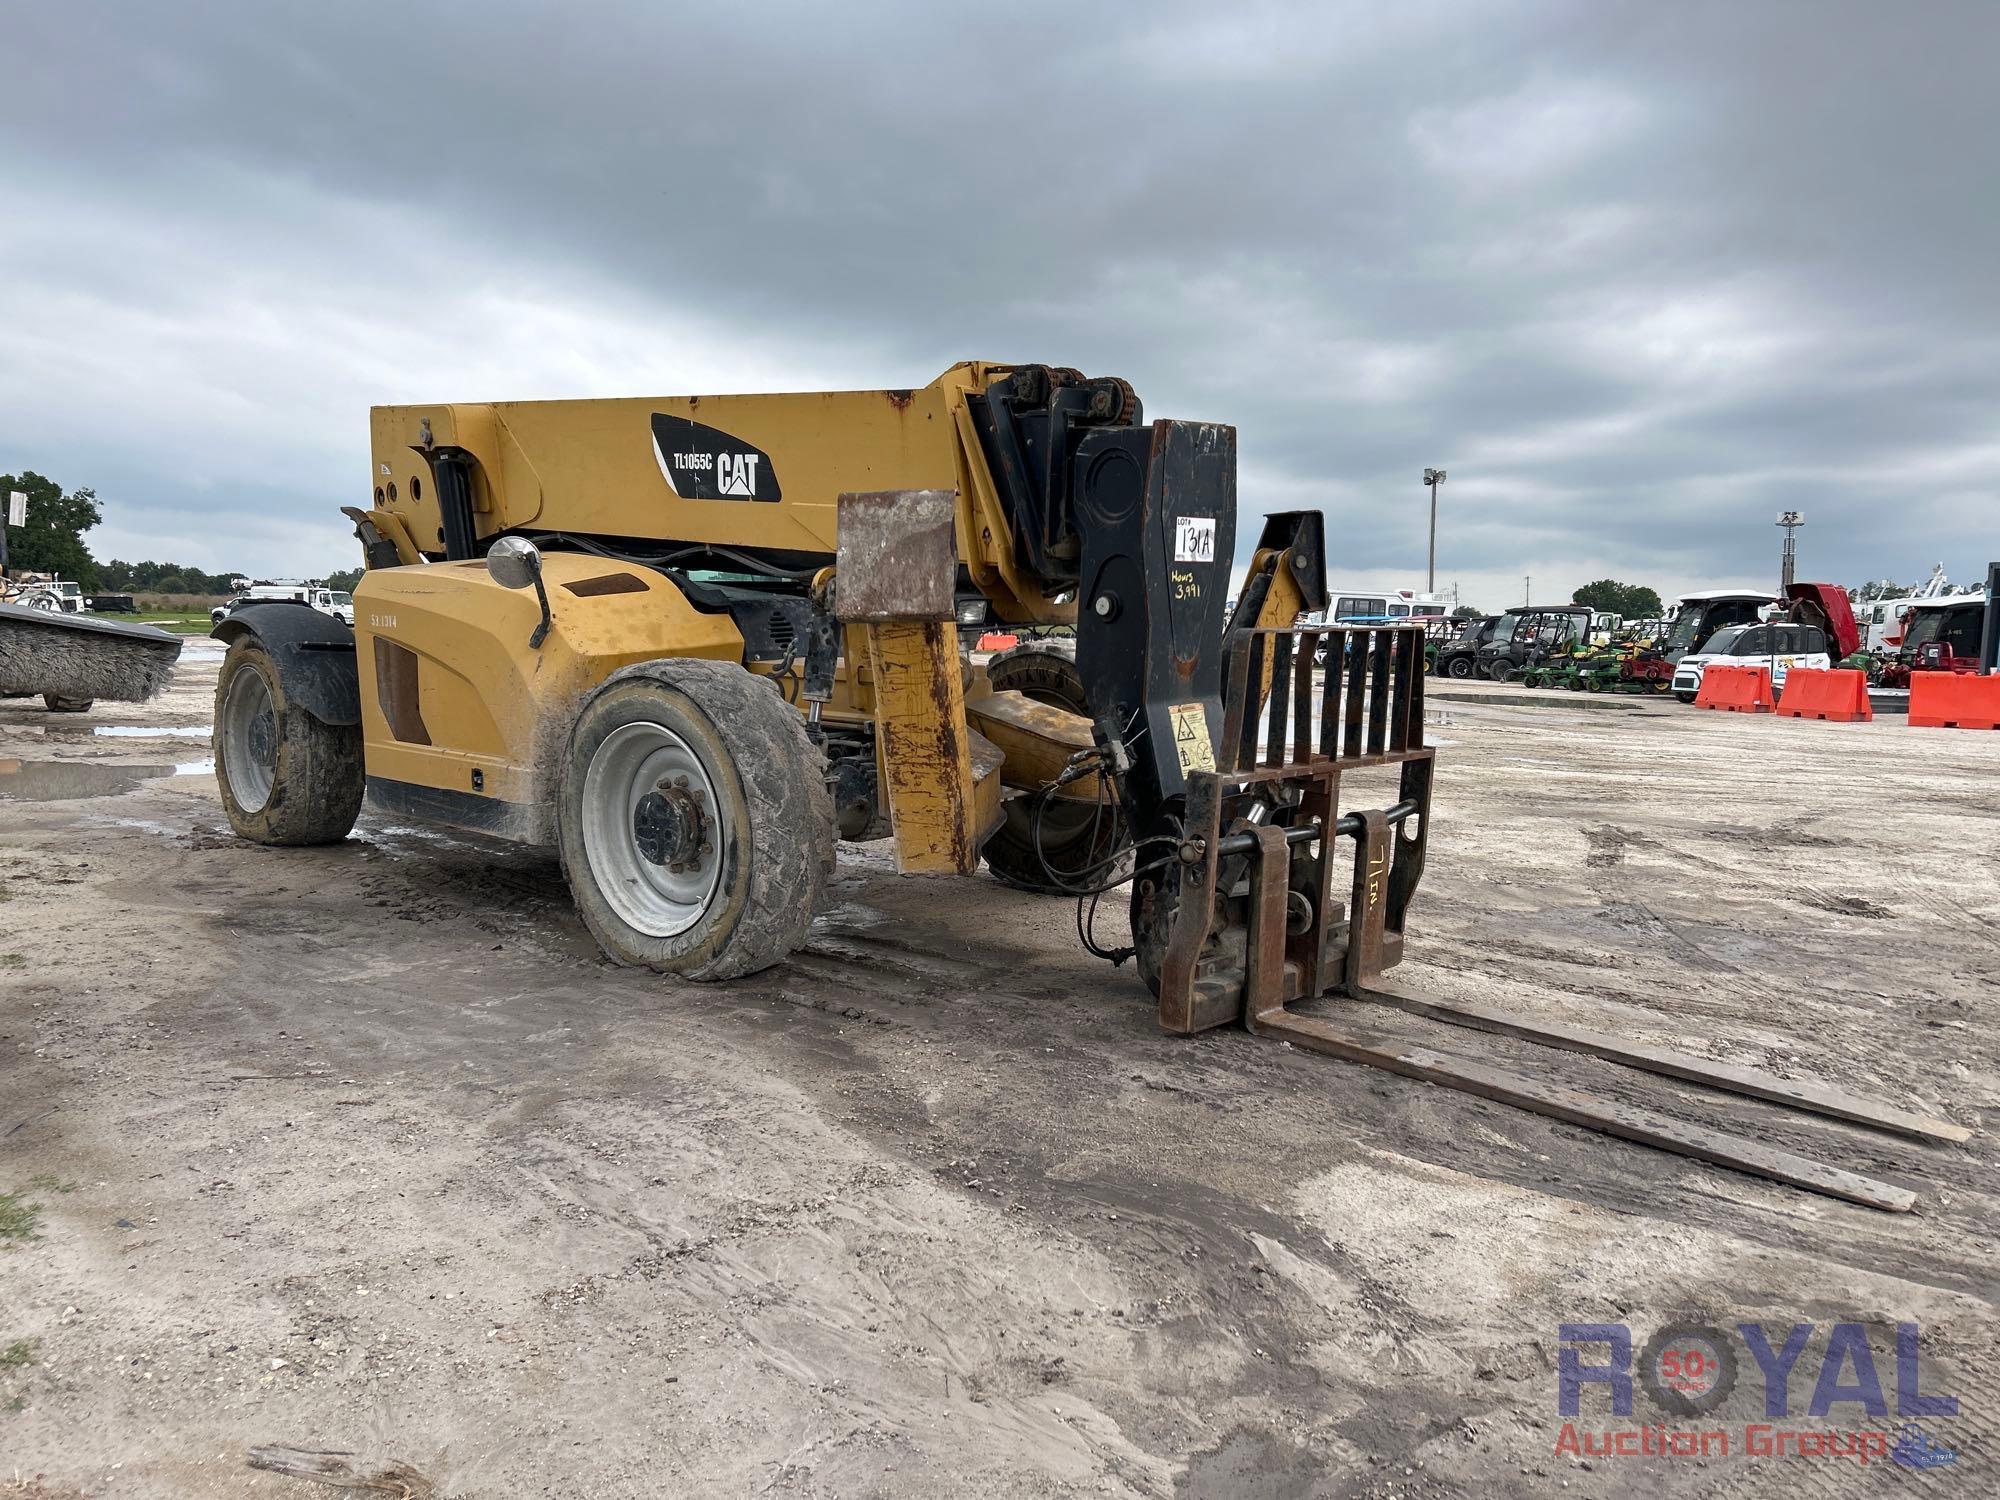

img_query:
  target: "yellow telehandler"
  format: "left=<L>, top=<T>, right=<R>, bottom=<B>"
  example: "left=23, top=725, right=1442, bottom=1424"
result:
left=209, top=361, right=1962, bottom=1209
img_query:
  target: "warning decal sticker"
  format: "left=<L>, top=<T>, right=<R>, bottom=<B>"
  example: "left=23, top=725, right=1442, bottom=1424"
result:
left=1169, top=702, right=1215, bottom=773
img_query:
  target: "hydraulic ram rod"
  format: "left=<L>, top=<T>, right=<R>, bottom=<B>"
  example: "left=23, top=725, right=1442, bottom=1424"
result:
left=1210, top=799, right=1419, bottom=858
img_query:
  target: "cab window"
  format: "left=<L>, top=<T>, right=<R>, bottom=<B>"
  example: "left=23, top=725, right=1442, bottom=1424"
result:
left=1733, top=627, right=1772, bottom=655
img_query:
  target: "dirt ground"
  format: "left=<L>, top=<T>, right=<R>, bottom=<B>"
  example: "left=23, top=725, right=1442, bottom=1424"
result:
left=3, top=646, right=1997, bottom=1498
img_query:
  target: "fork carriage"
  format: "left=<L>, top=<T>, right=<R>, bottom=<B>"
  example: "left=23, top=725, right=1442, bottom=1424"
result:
left=1156, top=623, right=1432, bottom=1034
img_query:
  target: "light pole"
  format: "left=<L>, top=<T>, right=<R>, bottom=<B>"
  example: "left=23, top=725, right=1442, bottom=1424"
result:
left=1776, top=510, right=1804, bottom=593
left=1423, top=468, right=1446, bottom=593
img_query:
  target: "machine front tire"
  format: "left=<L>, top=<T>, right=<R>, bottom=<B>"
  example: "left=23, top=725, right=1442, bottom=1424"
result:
left=1488, top=662, right=1517, bottom=685
left=213, top=638, right=363, bottom=845
left=43, top=694, right=93, bottom=713
left=559, top=658, right=834, bottom=981
left=1674, top=690, right=1698, bottom=704
left=1446, top=655, right=1473, bottom=679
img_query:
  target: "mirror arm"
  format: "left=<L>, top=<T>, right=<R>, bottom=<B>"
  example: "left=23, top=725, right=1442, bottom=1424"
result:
left=529, top=573, right=552, bottom=649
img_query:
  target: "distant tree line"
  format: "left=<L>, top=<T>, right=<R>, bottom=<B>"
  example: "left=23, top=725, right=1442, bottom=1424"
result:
left=96, top=558, right=243, bottom=595
left=5, top=468, right=358, bottom=597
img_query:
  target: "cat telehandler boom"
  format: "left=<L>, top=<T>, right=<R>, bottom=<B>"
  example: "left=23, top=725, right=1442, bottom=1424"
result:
left=210, top=361, right=1963, bottom=1210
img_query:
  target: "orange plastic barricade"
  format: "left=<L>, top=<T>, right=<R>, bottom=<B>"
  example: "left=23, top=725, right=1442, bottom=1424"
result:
left=1909, top=671, right=2000, bottom=730
left=1776, top=668, right=1872, bottom=723
left=975, top=632, right=1019, bottom=652
left=1693, top=664, right=1775, bottom=713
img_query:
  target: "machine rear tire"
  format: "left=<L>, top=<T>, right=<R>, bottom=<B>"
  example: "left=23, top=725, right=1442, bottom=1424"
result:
left=559, top=658, right=834, bottom=981
left=213, top=638, right=363, bottom=845
left=977, top=639, right=1121, bottom=894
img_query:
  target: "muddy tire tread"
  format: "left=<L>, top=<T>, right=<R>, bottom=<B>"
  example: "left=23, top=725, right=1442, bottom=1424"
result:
left=213, top=639, right=364, bottom=846
left=560, top=658, right=835, bottom=982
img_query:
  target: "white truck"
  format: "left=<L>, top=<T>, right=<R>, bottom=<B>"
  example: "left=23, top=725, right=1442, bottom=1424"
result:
left=211, top=581, right=354, bottom=627
left=3, top=575, right=86, bottom=613
left=1670, top=619, right=1835, bottom=703
left=1852, top=567, right=1985, bottom=653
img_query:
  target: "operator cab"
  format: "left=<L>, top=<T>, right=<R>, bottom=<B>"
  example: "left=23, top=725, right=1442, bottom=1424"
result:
left=1660, top=590, right=1774, bottom=663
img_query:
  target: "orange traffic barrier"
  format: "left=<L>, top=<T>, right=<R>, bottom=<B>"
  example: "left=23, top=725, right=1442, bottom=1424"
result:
left=975, top=631, right=1019, bottom=653
left=1776, top=667, right=1872, bottom=722
left=1693, top=663, right=1775, bottom=713
left=1909, top=670, right=2000, bottom=730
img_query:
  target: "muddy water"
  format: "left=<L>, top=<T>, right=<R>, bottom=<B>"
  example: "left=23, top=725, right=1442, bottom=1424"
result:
left=0, top=757, right=210, bottom=800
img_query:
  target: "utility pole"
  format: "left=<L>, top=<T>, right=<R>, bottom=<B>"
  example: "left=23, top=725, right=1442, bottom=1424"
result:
left=1523, top=575, right=1531, bottom=607
left=1776, top=510, right=1804, bottom=593
left=1422, top=469, right=1446, bottom=593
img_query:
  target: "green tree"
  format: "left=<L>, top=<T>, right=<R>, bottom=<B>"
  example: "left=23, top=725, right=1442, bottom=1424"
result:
left=95, top=558, right=247, bottom=595
left=1452, top=604, right=1484, bottom=618
left=324, top=567, right=363, bottom=592
left=1572, top=579, right=1663, bottom=619
left=1, top=472, right=100, bottom=587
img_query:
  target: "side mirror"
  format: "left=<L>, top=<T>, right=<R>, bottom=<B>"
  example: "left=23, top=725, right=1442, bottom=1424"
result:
left=486, top=535, right=542, bottom=591
left=485, top=536, right=552, bottom=649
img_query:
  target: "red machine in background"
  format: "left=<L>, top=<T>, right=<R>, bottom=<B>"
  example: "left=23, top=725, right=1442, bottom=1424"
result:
left=1878, top=594, right=1989, bottom=689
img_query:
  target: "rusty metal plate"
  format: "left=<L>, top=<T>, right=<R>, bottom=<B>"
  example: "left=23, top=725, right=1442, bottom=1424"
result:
left=834, top=489, right=958, bottom=622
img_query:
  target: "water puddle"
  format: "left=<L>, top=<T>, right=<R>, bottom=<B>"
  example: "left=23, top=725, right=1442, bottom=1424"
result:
left=0, top=757, right=212, bottom=801
left=92, top=724, right=212, bottom=738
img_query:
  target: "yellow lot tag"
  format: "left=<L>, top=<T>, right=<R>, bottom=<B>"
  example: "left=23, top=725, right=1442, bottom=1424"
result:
left=1169, top=703, right=1216, bottom=773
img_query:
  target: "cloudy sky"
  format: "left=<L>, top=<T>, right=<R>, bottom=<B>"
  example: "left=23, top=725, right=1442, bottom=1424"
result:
left=3, top=0, right=1995, bottom=610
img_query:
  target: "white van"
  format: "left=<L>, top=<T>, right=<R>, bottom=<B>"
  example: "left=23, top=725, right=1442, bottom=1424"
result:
left=1670, top=621, right=1833, bottom=703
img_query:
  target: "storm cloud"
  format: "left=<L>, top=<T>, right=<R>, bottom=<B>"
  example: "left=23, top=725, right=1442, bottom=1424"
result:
left=3, top=0, right=1995, bottom=608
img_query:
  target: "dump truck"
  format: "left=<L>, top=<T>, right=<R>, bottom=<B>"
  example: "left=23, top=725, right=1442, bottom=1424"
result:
left=206, top=361, right=1962, bottom=1210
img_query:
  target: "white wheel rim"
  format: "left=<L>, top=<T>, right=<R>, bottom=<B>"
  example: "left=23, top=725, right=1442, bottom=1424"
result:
left=582, top=720, right=725, bottom=939
left=221, top=663, right=277, bottom=812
